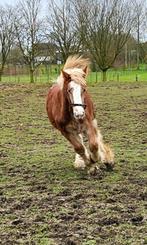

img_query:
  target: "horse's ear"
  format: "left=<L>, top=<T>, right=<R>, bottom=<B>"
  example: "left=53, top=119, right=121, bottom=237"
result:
left=62, top=70, right=70, bottom=81
left=83, top=66, right=88, bottom=77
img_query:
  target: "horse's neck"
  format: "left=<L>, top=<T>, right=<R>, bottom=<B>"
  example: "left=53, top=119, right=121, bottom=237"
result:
left=58, top=88, right=71, bottom=124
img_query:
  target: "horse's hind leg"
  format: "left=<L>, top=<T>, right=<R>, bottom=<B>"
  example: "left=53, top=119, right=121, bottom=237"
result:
left=87, top=119, right=114, bottom=169
left=97, top=128, right=114, bottom=168
left=61, top=131, right=89, bottom=169
left=87, top=120, right=99, bottom=163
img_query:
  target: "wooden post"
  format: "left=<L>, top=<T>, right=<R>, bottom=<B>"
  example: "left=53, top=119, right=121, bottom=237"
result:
left=117, top=74, right=119, bottom=82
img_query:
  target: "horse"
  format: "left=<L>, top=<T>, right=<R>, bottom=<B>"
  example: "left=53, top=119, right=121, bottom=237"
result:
left=46, top=55, right=114, bottom=174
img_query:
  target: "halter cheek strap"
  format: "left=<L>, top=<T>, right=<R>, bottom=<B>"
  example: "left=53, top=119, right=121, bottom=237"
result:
left=71, top=103, right=86, bottom=109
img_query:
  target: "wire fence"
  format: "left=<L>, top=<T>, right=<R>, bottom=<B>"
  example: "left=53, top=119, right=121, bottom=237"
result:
left=1, top=64, right=147, bottom=84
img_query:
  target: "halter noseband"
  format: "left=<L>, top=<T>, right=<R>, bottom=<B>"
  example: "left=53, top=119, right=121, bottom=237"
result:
left=70, top=103, right=86, bottom=109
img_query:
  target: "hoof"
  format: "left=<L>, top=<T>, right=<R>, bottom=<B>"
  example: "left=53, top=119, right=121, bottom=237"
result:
left=103, top=161, right=115, bottom=171
left=90, top=155, right=97, bottom=164
left=87, top=165, right=102, bottom=176
left=74, top=160, right=86, bottom=170
left=74, top=154, right=86, bottom=170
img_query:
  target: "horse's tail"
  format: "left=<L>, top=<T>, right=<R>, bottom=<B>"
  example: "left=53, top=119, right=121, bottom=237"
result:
left=104, top=144, right=115, bottom=166
left=96, top=125, right=115, bottom=168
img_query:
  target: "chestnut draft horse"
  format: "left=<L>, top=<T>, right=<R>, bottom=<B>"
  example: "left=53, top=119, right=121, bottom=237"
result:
left=46, top=55, right=114, bottom=174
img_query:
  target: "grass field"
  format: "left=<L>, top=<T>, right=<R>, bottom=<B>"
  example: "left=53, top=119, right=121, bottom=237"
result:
left=0, top=80, right=147, bottom=244
left=1, top=66, right=147, bottom=84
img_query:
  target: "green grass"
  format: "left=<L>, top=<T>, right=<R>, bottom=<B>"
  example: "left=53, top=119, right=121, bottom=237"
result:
left=88, top=69, right=147, bottom=84
left=0, top=80, right=147, bottom=244
left=1, top=66, right=147, bottom=84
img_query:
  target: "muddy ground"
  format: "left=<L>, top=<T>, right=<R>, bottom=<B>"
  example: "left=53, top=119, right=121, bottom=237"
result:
left=0, top=81, right=147, bottom=244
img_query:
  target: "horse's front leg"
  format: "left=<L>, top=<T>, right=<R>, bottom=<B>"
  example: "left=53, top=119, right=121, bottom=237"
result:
left=74, top=134, right=90, bottom=169
left=61, top=131, right=89, bottom=169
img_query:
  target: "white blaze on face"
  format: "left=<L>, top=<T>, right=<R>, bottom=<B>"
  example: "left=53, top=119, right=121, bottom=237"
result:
left=68, top=81, right=85, bottom=119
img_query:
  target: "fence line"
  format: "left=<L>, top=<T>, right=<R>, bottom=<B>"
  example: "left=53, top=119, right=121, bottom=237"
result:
left=1, top=64, right=147, bottom=83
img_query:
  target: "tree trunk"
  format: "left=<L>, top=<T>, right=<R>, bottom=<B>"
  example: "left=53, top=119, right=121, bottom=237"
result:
left=102, top=70, right=107, bottom=82
left=125, top=43, right=128, bottom=69
left=0, top=67, right=4, bottom=82
left=0, top=71, right=2, bottom=82
left=136, top=14, right=140, bottom=70
left=30, top=69, right=34, bottom=83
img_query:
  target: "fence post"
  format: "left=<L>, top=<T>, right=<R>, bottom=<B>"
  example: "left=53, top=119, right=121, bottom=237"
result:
left=96, top=71, right=98, bottom=83
left=117, top=74, right=119, bottom=82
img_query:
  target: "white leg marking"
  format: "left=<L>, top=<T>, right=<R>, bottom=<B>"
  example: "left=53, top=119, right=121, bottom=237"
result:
left=74, top=134, right=89, bottom=169
left=74, top=154, right=86, bottom=169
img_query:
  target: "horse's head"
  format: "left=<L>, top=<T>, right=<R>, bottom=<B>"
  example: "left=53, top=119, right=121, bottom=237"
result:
left=62, top=69, right=87, bottom=120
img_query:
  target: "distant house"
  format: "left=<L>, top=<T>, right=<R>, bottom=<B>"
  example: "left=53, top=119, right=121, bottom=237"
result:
left=34, top=42, right=58, bottom=64
left=35, top=56, right=51, bottom=63
left=8, top=42, right=58, bottom=65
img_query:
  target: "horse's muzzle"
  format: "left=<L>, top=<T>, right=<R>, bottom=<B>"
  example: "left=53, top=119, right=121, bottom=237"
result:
left=71, top=104, right=85, bottom=120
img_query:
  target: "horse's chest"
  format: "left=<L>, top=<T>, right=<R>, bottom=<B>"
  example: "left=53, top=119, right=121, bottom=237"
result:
left=66, top=121, right=85, bottom=134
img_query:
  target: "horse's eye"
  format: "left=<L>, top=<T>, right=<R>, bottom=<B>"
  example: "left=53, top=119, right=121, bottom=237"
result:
left=82, top=88, right=86, bottom=93
left=68, top=88, right=73, bottom=93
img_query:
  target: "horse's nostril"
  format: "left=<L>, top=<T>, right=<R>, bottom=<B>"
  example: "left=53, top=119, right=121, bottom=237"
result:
left=73, top=107, right=85, bottom=119
left=74, top=112, right=85, bottom=120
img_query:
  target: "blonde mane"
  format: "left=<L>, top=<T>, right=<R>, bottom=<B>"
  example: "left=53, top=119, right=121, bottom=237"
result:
left=63, top=55, right=90, bottom=71
left=57, top=55, right=90, bottom=88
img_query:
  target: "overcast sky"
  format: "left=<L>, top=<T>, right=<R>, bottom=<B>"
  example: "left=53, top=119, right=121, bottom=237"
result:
left=1, top=0, right=147, bottom=41
left=1, top=0, right=18, bottom=6
left=1, top=0, right=48, bottom=17
left=1, top=0, right=49, bottom=5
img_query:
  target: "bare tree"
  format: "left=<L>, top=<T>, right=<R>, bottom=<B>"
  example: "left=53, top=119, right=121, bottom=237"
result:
left=74, top=0, right=136, bottom=81
left=134, top=0, right=146, bottom=70
left=0, top=5, right=14, bottom=81
left=14, top=0, right=47, bottom=83
left=47, top=0, right=82, bottom=63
